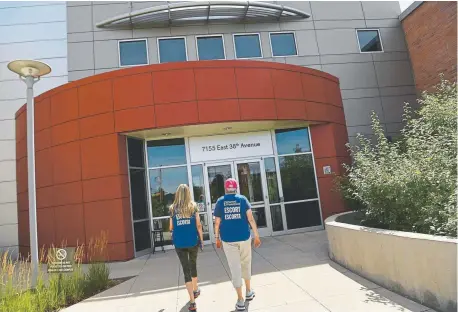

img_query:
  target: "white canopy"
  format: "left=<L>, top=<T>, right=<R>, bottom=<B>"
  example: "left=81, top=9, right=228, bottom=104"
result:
left=96, top=1, right=310, bottom=28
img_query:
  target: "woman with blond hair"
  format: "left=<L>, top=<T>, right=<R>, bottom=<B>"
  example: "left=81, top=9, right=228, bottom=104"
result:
left=169, top=184, right=204, bottom=311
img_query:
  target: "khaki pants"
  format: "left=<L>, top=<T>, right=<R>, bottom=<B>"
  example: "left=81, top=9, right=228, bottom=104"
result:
left=222, top=238, right=252, bottom=288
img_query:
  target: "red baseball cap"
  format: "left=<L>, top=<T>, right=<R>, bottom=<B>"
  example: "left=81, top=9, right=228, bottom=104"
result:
left=224, top=178, right=238, bottom=192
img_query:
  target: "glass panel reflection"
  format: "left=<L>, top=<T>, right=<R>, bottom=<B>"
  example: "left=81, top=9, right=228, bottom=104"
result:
left=357, top=30, right=382, bottom=52
left=159, top=38, right=187, bottom=63
left=208, top=165, right=232, bottom=204
left=147, top=139, right=186, bottom=167
left=127, top=138, right=144, bottom=168
left=279, top=154, right=318, bottom=201
left=119, top=40, right=148, bottom=66
left=234, top=34, right=262, bottom=58
left=129, top=169, right=148, bottom=221
left=237, top=162, right=263, bottom=203
left=149, top=166, right=189, bottom=218
left=264, top=158, right=280, bottom=204
left=199, top=213, right=210, bottom=241
left=251, top=207, right=267, bottom=228
left=192, top=165, right=207, bottom=212
left=270, top=33, right=297, bottom=57
left=270, top=205, right=283, bottom=231
left=197, top=36, right=225, bottom=60
left=275, top=128, right=311, bottom=155
left=152, top=218, right=173, bottom=246
left=285, top=200, right=321, bottom=230
left=133, top=220, right=151, bottom=252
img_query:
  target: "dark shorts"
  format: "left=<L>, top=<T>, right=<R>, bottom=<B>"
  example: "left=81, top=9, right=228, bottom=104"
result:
left=175, top=245, right=198, bottom=283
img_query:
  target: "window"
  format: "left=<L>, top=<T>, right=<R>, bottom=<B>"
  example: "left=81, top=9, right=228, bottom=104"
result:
left=158, top=37, right=187, bottom=63
left=357, top=29, right=383, bottom=53
left=264, top=158, right=280, bottom=204
left=127, top=138, right=145, bottom=168
left=275, top=128, right=311, bottom=155
left=279, top=154, right=318, bottom=201
left=119, top=40, right=148, bottom=67
left=147, top=139, right=186, bottom=167
left=130, top=169, right=149, bottom=220
left=133, top=221, right=152, bottom=252
left=274, top=127, right=321, bottom=230
left=197, top=35, right=225, bottom=60
left=285, top=201, right=321, bottom=229
left=191, top=165, right=207, bottom=212
left=127, top=137, right=151, bottom=253
left=233, top=34, right=262, bottom=59
left=146, top=138, right=189, bottom=247
left=191, top=165, right=210, bottom=241
left=270, top=32, right=297, bottom=57
left=149, top=166, right=189, bottom=218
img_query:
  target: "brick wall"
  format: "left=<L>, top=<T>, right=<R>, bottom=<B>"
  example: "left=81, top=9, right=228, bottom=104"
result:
left=402, top=2, right=457, bottom=92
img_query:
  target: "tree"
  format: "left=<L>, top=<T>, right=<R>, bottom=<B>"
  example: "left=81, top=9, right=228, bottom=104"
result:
left=339, top=79, right=457, bottom=237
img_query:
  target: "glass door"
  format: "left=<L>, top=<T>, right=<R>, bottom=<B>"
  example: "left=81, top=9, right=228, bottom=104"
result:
left=203, top=159, right=273, bottom=242
left=204, top=162, right=235, bottom=242
left=234, top=160, right=272, bottom=237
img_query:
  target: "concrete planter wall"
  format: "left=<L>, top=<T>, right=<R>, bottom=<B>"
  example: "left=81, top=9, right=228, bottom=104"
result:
left=326, top=212, right=457, bottom=312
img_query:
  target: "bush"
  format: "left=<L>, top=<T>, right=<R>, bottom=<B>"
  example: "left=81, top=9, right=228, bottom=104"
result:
left=339, top=79, right=457, bottom=237
left=0, top=232, right=113, bottom=312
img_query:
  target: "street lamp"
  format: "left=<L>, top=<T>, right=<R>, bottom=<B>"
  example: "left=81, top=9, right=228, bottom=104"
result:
left=7, top=60, right=51, bottom=286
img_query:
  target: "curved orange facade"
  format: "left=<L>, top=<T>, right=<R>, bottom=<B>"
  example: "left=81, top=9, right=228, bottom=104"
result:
left=15, top=60, right=349, bottom=261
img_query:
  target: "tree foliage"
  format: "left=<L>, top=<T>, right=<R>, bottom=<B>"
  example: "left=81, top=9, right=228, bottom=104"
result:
left=339, top=79, right=457, bottom=237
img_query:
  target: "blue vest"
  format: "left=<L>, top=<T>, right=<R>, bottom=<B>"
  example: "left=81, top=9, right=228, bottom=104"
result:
left=172, top=211, right=198, bottom=249
left=214, top=194, right=251, bottom=243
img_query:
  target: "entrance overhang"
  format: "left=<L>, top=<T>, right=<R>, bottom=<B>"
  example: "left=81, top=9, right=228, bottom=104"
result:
left=125, top=120, right=313, bottom=140
left=96, top=1, right=310, bottom=29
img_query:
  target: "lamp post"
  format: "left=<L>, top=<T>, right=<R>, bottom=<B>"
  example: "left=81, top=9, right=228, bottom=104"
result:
left=7, top=60, right=51, bottom=286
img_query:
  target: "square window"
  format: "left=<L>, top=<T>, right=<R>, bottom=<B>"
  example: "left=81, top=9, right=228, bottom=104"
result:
left=158, top=37, right=187, bottom=63
left=270, top=32, right=297, bottom=57
left=234, top=34, right=262, bottom=59
left=197, top=36, right=225, bottom=60
left=357, top=29, right=383, bottom=53
left=119, top=40, right=148, bottom=67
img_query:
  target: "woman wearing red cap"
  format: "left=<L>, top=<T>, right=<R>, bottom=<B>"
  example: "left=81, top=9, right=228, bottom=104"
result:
left=213, top=178, right=262, bottom=311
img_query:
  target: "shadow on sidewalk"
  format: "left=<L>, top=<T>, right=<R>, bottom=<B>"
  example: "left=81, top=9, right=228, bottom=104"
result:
left=77, top=231, right=429, bottom=312
left=82, top=233, right=334, bottom=304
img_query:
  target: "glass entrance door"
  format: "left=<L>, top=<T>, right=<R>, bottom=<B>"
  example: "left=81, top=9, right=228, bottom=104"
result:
left=204, top=159, right=272, bottom=242
left=205, top=162, right=234, bottom=243
left=234, top=160, right=272, bottom=237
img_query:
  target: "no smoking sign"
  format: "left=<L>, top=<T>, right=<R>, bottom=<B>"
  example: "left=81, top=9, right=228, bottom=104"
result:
left=47, top=247, right=75, bottom=273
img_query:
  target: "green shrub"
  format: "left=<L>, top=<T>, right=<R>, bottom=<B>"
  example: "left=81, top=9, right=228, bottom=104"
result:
left=340, top=79, right=457, bottom=237
left=0, top=232, right=112, bottom=312
left=85, top=263, right=110, bottom=297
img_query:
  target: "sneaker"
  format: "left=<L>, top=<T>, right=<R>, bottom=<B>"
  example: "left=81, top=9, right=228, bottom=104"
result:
left=246, top=289, right=255, bottom=301
left=188, top=301, right=197, bottom=311
left=235, top=300, right=246, bottom=311
left=193, top=288, right=201, bottom=299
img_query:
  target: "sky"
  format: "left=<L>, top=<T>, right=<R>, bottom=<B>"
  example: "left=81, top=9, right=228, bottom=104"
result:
left=399, top=1, right=415, bottom=12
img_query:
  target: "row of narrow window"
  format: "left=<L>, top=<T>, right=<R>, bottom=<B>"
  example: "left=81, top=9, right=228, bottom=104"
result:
left=119, top=29, right=383, bottom=67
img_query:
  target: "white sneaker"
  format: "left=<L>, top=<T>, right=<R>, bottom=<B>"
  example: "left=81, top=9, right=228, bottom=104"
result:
left=246, top=289, right=255, bottom=301
left=235, top=300, right=246, bottom=311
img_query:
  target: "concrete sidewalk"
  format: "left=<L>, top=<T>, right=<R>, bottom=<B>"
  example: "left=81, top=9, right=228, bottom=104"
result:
left=63, top=231, right=435, bottom=312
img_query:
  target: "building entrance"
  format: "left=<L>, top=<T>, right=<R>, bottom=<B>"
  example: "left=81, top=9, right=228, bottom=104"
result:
left=126, top=127, right=324, bottom=256
left=204, top=159, right=272, bottom=242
